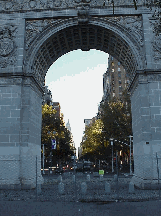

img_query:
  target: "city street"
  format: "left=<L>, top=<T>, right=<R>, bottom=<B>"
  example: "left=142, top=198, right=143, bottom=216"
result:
left=0, top=199, right=161, bottom=216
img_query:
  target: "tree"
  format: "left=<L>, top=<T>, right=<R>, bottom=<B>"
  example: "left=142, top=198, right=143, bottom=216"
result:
left=100, top=89, right=132, bottom=153
left=41, top=104, right=74, bottom=167
left=81, top=119, right=110, bottom=162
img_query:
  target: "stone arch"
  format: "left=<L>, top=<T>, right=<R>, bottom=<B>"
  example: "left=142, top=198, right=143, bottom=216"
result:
left=25, top=16, right=144, bottom=90
left=1, top=2, right=161, bottom=190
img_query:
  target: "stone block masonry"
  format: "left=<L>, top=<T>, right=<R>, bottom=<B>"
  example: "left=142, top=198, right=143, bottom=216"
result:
left=131, top=73, right=161, bottom=189
left=0, top=77, right=43, bottom=189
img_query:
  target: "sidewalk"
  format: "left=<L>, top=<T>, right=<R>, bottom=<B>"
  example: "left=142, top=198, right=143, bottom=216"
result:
left=0, top=173, right=160, bottom=203
left=1, top=199, right=161, bottom=216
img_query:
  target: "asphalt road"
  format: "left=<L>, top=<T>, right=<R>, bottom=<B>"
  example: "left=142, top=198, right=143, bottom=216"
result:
left=0, top=200, right=161, bottom=216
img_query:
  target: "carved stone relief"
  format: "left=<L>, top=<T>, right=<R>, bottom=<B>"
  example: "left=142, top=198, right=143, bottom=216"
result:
left=0, top=25, right=18, bottom=68
left=77, top=4, right=90, bottom=24
left=102, top=16, right=144, bottom=49
left=152, top=34, right=161, bottom=62
left=99, top=16, right=145, bottom=73
left=149, top=18, right=161, bottom=62
left=0, top=0, right=147, bottom=12
left=26, top=16, right=144, bottom=52
left=25, top=19, right=64, bottom=50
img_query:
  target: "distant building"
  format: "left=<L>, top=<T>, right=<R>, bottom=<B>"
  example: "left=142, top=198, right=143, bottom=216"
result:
left=66, top=119, right=71, bottom=132
left=102, top=69, right=110, bottom=102
left=107, top=55, right=130, bottom=100
left=78, top=147, right=82, bottom=159
left=42, top=86, right=61, bottom=117
left=84, top=119, right=92, bottom=128
left=52, top=102, right=60, bottom=118
left=97, top=55, right=130, bottom=118
left=65, top=119, right=75, bottom=151
left=42, top=86, right=53, bottom=106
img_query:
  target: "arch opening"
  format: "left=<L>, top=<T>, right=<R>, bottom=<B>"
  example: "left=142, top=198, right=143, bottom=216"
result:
left=27, top=22, right=140, bottom=88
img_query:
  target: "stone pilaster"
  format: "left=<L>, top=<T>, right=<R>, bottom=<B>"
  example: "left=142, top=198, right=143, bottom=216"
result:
left=0, top=75, right=44, bottom=189
left=129, top=71, right=161, bottom=189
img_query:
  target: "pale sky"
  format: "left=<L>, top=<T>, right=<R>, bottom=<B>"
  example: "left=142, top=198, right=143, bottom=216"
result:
left=45, top=49, right=109, bottom=157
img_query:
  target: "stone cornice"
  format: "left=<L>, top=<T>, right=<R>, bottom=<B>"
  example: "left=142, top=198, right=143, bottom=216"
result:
left=128, top=70, right=161, bottom=96
left=0, top=74, right=44, bottom=97
left=0, top=0, right=151, bottom=14
left=0, top=8, right=152, bottom=21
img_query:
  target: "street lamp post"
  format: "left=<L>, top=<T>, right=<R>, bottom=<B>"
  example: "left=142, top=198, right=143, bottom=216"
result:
left=110, top=138, right=114, bottom=173
left=74, top=147, right=76, bottom=175
left=73, top=146, right=77, bottom=198
left=129, top=135, right=133, bottom=175
left=48, top=131, right=57, bottom=174
left=43, top=144, right=45, bottom=174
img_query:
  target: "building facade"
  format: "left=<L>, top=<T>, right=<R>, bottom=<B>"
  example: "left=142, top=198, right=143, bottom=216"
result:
left=42, top=86, right=53, bottom=106
left=42, top=86, right=60, bottom=118
left=98, top=55, right=130, bottom=118
left=105, top=55, right=130, bottom=100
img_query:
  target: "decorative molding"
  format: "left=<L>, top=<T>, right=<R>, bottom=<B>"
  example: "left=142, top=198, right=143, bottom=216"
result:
left=147, top=73, right=161, bottom=82
left=152, top=34, right=161, bottom=62
left=77, top=3, right=90, bottom=24
left=0, top=0, right=148, bottom=12
left=102, top=16, right=144, bottom=48
left=25, top=19, right=60, bottom=50
left=0, top=25, right=18, bottom=68
left=129, top=71, right=161, bottom=96
left=26, top=15, right=144, bottom=51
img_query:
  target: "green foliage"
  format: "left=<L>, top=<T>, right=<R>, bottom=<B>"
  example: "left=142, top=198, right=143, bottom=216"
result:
left=41, top=104, right=74, bottom=165
left=81, top=89, right=132, bottom=161
left=81, top=119, right=110, bottom=161
left=100, top=89, right=132, bottom=151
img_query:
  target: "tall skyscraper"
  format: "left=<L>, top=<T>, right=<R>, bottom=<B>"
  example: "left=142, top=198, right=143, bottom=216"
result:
left=66, top=119, right=75, bottom=151
left=66, top=119, right=71, bottom=132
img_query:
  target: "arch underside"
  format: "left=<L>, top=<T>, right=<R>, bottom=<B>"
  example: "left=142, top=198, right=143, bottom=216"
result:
left=28, top=21, right=140, bottom=88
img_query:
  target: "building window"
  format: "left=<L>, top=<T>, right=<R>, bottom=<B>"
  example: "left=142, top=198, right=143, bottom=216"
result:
left=118, top=62, right=120, bottom=66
